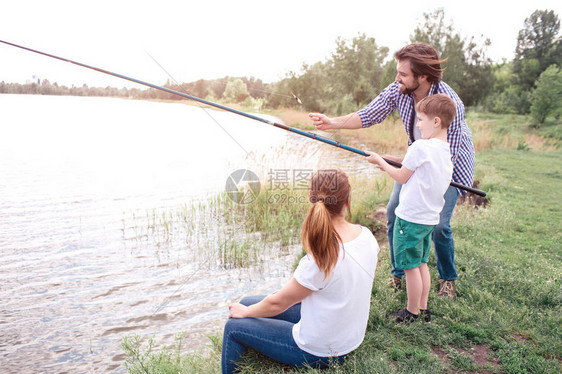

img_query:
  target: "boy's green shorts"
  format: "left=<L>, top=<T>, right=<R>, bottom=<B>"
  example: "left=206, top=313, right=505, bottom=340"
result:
left=393, top=217, right=436, bottom=270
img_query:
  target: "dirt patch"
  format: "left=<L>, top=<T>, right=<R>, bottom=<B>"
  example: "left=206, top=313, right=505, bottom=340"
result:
left=458, top=180, right=489, bottom=208
left=459, top=345, right=501, bottom=372
left=512, top=332, right=529, bottom=343
left=431, top=345, right=450, bottom=364
left=431, top=344, right=501, bottom=373
left=370, top=207, right=387, bottom=223
left=367, top=207, right=389, bottom=241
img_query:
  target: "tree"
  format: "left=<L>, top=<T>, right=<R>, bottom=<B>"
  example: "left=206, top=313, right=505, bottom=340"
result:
left=330, top=33, right=389, bottom=106
left=461, top=36, right=495, bottom=106
left=210, top=77, right=229, bottom=100
left=530, top=64, right=562, bottom=124
left=410, top=8, right=494, bottom=106
left=411, top=8, right=465, bottom=93
left=514, top=9, right=562, bottom=91
left=192, top=79, right=209, bottom=99
left=223, top=78, right=249, bottom=103
left=277, top=62, right=332, bottom=112
left=242, top=77, right=266, bottom=99
left=483, top=62, right=519, bottom=113
left=380, top=60, right=397, bottom=92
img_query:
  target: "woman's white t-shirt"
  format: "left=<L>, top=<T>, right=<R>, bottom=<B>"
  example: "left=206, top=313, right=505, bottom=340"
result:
left=292, top=226, right=379, bottom=357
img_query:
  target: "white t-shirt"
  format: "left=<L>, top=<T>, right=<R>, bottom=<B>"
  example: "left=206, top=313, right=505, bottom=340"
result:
left=395, top=138, right=453, bottom=225
left=292, top=226, right=379, bottom=357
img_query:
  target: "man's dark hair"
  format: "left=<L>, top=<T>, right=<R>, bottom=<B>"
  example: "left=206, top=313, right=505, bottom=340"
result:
left=394, top=43, right=447, bottom=83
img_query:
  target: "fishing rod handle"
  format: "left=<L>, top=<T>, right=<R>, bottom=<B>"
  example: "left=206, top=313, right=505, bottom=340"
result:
left=282, top=123, right=486, bottom=197
left=381, top=157, right=486, bottom=197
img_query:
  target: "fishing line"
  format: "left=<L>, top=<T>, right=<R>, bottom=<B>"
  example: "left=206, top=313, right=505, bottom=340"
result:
left=247, top=88, right=303, bottom=104
left=140, top=55, right=314, bottom=317
left=144, top=52, right=340, bottom=187
left=150, top=265, right=203, bottom=317
left=145, top=51, right=254, bottom=160
left=143, top=52, right=260, bottom=316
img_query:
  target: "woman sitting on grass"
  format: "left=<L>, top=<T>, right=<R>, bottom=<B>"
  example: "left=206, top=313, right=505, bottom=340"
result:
left=222, top=169, right=380, bottom=373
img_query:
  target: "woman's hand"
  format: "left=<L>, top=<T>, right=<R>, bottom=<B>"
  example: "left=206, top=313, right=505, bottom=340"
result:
left=228, top=303, right=249, bottom=319
left=227, top=278, right=313, bottom=319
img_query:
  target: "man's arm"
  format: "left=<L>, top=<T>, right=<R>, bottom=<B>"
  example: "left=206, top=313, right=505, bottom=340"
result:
left=309, top=112, right=362, bottom=130
left=309, top=82, right=400, bottom=131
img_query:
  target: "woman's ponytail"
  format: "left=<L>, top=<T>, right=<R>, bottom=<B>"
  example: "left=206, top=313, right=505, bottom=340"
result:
left=301, top=170, right=351, bottom=279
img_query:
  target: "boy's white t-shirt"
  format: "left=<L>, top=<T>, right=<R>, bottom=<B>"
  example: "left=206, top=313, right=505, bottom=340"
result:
left=292, top=226, right=379, bottom=357
left=395, top=138, right=453, bottom=225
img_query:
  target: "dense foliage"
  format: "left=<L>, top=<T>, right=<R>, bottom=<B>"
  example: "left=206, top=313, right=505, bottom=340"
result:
left=1, top=8, right=561, bottom=122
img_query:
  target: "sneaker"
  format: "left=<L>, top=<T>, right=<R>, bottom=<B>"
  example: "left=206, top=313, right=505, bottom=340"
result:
left=419, top=309, right=431, bottom=323
left=387, top=276, right=402, bottom=291
left=438, top=279, right=456, bottom=300
left=389, top=308, right=418, bottom=323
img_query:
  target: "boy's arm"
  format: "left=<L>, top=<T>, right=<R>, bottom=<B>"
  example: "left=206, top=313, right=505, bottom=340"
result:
left=365, top=151, right=414, bottom=185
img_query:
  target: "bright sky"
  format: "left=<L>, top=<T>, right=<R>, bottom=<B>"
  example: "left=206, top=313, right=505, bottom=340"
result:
left=1, top=0, right=561, bottom=88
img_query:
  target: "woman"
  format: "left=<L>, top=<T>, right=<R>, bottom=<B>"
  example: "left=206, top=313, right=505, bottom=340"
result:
left=222, top=169, right=379, bottom=373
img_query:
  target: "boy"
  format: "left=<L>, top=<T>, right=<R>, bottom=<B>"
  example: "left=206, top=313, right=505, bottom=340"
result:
left=366, top=94, right=455, bottom=322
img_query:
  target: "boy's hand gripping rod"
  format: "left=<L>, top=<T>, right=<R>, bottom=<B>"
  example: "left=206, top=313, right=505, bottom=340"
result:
left=0, top=40, right=486, bottom=197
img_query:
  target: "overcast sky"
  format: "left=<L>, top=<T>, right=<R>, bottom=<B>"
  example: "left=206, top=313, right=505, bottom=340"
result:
left=1, top=0, right=561, bottom=89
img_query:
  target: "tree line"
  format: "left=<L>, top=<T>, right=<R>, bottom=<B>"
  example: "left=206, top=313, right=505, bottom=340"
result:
left=271, top=8, right=561, bottom=125
left=1, top=8, right=560, bottom=125
left=0, top=76, right=268, bottom=105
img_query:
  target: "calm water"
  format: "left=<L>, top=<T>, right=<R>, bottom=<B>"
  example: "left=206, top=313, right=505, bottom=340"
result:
left=0, top=94, right=374, bottom=373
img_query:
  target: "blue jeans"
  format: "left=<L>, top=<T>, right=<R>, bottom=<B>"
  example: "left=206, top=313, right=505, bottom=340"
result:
left=221, top=295, right=346, bottom=374
left=387, top=183, right=459, bottom=280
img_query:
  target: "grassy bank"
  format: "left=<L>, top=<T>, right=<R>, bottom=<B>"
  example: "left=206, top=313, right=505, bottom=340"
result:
left=122, top=112, right=561, bottom=373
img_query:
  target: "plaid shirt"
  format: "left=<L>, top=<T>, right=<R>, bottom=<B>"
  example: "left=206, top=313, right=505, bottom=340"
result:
left=357, top=81, right=475, bottom=195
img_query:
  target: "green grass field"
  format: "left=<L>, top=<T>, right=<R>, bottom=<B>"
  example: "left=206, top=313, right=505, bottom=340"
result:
left=122, top=113, right=561, bottom=373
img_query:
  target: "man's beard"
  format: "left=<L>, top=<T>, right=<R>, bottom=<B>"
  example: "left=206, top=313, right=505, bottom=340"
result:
left=399, top=79, right=420, bottom=95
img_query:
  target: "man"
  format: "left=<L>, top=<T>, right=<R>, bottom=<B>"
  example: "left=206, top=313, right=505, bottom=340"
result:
left=309, top=43, right=475, bottom=300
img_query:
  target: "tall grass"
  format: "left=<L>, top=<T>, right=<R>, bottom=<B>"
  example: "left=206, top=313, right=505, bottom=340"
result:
left=122, top=187, right=310, bottom=269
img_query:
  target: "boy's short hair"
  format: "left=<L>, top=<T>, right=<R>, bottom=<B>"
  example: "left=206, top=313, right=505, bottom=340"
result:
left=416, top=94, right=457, bottom=129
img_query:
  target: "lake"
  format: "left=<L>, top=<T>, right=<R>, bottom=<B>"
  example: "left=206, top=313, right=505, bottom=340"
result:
left=0, top=94, right=375, bottom=372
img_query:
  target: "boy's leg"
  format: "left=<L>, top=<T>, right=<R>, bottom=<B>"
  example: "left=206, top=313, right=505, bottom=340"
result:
left=387, top=182, right=404, bottom=281
left=394, top=218, right=434, bottom=318
left=419, top=263, right=431, bottom=310
left=404, top=267, right=422, bottom=315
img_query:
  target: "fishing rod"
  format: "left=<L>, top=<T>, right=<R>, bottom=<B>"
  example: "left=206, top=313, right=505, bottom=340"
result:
left=0, top=40, right=486, bottom=197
